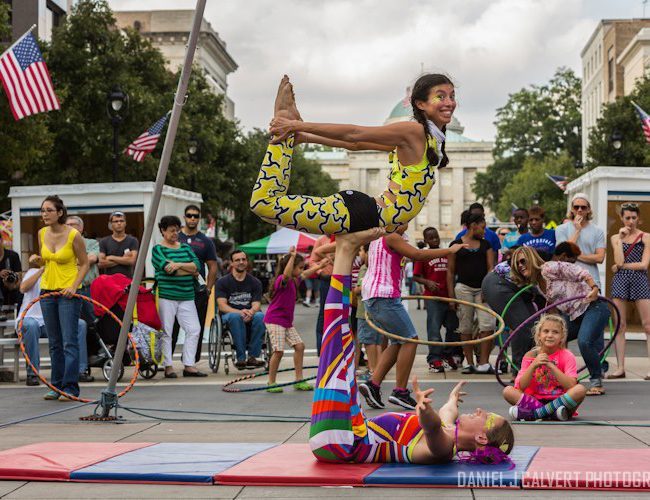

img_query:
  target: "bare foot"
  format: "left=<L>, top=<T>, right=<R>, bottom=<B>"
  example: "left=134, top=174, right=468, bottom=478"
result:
left=337, top=227, right=385, bottom=250
left=288, top=85, right=302, bottom=121
left=274, top=75, right=289, bottom=117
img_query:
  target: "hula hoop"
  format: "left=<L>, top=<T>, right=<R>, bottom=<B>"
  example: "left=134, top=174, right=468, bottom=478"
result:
left=496, top=285, right=613, bottom=378
left=16, top=291, right=140, bottom=403
left=364, top=295, right=505, bottom=346
left=494, top=295, right=621, bottom=387
left=222, top=365, right=318, bottom=393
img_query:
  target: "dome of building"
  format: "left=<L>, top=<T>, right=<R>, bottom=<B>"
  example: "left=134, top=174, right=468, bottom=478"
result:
left=384, top=87, right=473, bottom=142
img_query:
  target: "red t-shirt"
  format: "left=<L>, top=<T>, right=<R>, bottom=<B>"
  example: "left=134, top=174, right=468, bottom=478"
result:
left=413, top=256, right=449, bottom=297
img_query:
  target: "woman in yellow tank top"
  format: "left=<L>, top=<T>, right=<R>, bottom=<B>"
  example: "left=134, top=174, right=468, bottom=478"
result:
left=250, top=73, right=455, bottom=235
left=29, top=195, right=88, bottom=400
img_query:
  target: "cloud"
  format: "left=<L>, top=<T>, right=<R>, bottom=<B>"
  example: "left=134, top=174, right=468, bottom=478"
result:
left=108, top=0, right=640, bottom=140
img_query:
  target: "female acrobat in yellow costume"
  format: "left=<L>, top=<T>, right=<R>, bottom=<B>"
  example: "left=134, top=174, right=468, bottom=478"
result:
left=250, top=74, right=456, bottom=234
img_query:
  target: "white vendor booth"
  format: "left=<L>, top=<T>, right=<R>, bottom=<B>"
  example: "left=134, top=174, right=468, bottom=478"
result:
left=566, top=166, right=650, bottom=331
left=9, top=182, right=203, bottom=278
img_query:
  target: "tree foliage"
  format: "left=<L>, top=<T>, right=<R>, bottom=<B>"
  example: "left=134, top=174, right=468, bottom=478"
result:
left=497, top=153, right=576, bottom=222
left=0, top=0, right=337, bottom=243
left=474, top=67, right=581, bottom=216
left=587, top=77, right=650, bottom=168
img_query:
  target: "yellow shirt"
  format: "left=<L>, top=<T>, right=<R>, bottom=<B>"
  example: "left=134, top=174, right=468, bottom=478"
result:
left=40, top=228, right=79, bottom=290
left=387, top=135, right=440, bottom=189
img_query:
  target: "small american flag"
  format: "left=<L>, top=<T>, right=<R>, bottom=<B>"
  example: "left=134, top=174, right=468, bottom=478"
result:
left=545, top=173, right=568, bottom=191
left=632, top=101, right=650, bottom=144
left=124, top=114, right=169, bottom=162
left=0, top=31, right=60, bottom=121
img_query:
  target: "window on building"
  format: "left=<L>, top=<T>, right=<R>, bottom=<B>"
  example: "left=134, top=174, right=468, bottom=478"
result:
left=608, top=47, right=614, bottom=93
left=441, top=204, right=452, bottom=226
left=133, top=20, right=142, bottom=31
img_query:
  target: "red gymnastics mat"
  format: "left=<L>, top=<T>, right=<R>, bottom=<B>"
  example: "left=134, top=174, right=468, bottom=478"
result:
left=0, top=442, right=154, bottom=481
left=214, top=443, right=382, bottom=486
left=523, top=447, right=650, bottom=491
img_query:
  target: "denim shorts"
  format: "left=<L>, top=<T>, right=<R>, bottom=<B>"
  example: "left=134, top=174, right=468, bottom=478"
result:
left=364, top=297, right=417, bottom=345
left=357, top=318, right=382, bottom=345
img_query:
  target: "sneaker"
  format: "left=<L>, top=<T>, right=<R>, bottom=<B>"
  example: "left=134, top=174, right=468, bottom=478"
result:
left=246, top=357, right=265, bottom=368
left=461, top=364, right=476, bottom=374
left=475, top=363, right=495, bottom=374
left=359, top=381, right=385, bottom=409
left=78, top=372, right=95, bottom=383
left=59, top=395, right=75, bottom=402
left=266, top=385, right=283, bottom=393
left=234, top=360, right=247, bottom=370
left=43, top=390, right=60, bottom=400
left=429, top=360, right=445, bottom=373
left=294, top=381, right=313, bottom=391
left=388, top=389, right=417, bottom=410
left=26, top=375, right=40, bottom=387
left=554, top=406, right=569, bottom=421
left=508, top=405, right=536, bottom=421
left=499, top=360, right=509, bottom=374
left=443, top=356, right=458, bottom=370
left=302, top=300, right=311, bottom=308
left=453, top=355, right=464, bottom=367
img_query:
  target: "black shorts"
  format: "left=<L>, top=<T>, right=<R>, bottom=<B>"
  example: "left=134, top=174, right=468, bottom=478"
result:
left=338, top=190, right=380, bottom=233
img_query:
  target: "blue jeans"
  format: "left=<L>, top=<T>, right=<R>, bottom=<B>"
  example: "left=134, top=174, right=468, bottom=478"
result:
left=222, top=311, right=265, bottom=362
left=40, top=294, right=82, bottom=396
left=22, top=317, right=88, bottom=376
left=566, top=300, right=610, bottom=384
left=315, top=276, right=330, bottom=355
left=364, top=297, right=417, bottom=345
left=425, top=299, right=460, bottom=362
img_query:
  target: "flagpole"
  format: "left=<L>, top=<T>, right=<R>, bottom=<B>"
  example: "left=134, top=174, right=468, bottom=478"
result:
left=94, top=0, right=207, bottom=419
left=0, top=24, right=37, bottom=60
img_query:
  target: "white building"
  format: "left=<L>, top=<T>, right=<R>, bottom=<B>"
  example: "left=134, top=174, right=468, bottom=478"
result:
left=305, top=90, right=494, bottom=243
left=114, top=10, right=238, bottom=120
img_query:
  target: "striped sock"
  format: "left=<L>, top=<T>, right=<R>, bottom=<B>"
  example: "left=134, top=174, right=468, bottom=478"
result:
left=533, top=393, right=578, bottom=419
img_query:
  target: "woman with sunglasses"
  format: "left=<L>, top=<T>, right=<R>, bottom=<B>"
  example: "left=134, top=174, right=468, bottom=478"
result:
left=251, top=74, right=454, bottom=235
left=608, top=203, right=650, bottom=380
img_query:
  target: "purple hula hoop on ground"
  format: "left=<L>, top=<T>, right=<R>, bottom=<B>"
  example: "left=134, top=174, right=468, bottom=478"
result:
left=494, top=295, right=621, bottom=387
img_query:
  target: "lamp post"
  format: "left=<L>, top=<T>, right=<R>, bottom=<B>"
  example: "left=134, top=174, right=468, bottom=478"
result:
left=611, top=130, right=623, bottom=166
left=106, top=86, right=129, bottom=182
left=188, top=137, right=198, bottom=191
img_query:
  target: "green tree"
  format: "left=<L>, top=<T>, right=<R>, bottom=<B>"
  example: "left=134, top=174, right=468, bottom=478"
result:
left=474, top=67, right=581, bottom=213
left=229, top=129, right=339, bottom=244
left=587, top=77, right=650, bottom=168
left=496, top=153, right=575, bottom=222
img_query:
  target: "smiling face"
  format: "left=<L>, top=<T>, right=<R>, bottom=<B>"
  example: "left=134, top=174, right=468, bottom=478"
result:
left=423, top=228, right=440, bottom=248
left=535, top=319, right=565, bottom=351
left=416, top=84, right=456, bottom=129
left=515, top=255, right=530, bottom=278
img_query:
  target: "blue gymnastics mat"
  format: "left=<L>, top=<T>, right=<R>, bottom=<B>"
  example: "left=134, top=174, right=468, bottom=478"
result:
left=364, top=445, right=539, bottom=487
left=70, top=443, right=277, bottom=484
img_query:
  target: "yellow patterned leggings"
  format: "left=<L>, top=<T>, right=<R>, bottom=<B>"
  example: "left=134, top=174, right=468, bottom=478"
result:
left=249, top=136, right=436, bottom=235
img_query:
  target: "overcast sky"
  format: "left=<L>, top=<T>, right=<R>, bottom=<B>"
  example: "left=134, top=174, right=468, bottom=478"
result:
left=108, top=0, right=644, bottom=141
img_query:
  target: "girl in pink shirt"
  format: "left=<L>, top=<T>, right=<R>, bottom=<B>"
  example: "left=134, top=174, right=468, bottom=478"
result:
left=503, top=314, right=587, bottom=421
left=264, top=246, right=329, bottom=392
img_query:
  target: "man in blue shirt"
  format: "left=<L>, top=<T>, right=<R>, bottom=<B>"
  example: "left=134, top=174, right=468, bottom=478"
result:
left=503, top=208, right=529, bottom=249
left=171, top=204, right=219, bottom=362
left=517, top=205, right=555, bottom=261
left=455, top=203, right=501, bottom=252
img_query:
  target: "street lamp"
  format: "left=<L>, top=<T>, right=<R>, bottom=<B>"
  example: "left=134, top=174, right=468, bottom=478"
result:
left=610, top=130, right=623, bottom=166
left=106, top=86, right=129, bottom=182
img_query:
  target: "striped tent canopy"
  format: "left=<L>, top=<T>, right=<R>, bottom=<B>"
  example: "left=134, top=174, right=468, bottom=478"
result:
left=239, top=228, right=319, bottom=255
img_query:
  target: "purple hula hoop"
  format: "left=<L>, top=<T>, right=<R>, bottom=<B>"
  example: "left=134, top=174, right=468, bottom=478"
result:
left=495, top=295, right=621, bottom=387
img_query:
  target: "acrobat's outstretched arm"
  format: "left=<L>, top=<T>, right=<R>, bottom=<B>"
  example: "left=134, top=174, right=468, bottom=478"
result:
left=438, top=381, right=467, bottom=427
left=295, top=131, right=394, bottom=152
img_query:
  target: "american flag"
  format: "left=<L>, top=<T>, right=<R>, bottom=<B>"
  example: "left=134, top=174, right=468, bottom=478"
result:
left=0, top=32, right=60, bottom=121
left=632, top=101, right=650, bottom=144
left=545, top=173, right=569, bottom=191
left=124, top=114, right=169, bottom=162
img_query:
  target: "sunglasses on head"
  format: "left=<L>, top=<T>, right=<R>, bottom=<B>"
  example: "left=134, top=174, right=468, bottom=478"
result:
left=185, top=213, right=200, bottom=219
left=621, top=202, right=639, bottom=210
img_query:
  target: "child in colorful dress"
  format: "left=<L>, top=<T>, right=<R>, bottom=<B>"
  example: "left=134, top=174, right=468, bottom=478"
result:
left=503, top=314, right=587, bottom=421
left=264, top=246, right=330, bottom=392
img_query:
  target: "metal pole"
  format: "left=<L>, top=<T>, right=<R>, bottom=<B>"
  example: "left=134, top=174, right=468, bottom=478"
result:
left=112, top=116, right=120, bottom=183
left=95, top=0, right=207, bottom=418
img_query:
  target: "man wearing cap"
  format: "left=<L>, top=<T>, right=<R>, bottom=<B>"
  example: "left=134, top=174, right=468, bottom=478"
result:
left=99, top=211, right=139, bottom=278
left=555, top=193, right=609, bottom=395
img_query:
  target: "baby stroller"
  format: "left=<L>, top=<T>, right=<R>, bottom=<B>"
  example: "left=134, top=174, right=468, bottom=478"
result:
left=90, top=273, right=164, bottom=381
